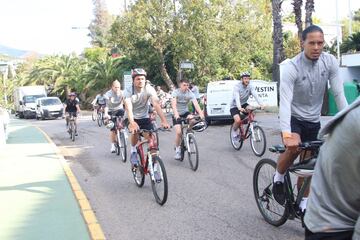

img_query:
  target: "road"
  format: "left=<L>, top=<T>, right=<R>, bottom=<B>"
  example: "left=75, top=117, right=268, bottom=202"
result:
left=30, top=113, right=318, bottom=240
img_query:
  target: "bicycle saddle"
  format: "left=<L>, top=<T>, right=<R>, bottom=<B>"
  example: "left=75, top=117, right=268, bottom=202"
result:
left=289, top=157, right=316, bottom=177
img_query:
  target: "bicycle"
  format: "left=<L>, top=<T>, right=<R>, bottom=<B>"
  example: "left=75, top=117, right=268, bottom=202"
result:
left=97, top=105, right=105, bottom=127
left=107, top=114, right=127, bottom=162
left=132, top=128, right=170, bottom=205
left=91, top=105, right=97, bottom=122
left=253, top=140, right=323, bottom=227
left=149, top=110, right=160, bottom=146
left=230, top=107, right=267, bottom=157
left=178, top=116, right=207, bottom=171
left=67, top=112, right=77, bottom=142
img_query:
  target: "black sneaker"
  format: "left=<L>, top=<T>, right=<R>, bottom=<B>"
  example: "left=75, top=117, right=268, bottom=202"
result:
left=272, top=179, right=286, bottom=205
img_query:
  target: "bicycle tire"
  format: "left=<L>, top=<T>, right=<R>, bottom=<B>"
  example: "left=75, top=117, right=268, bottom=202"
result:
left=187, top=134, right=199, bottom=171
left=230, top=125, right=243, bottom=150
left=92, top=110, right=96, bottom=121
left=180, top=139, right=185, bottom=161
left=71, top=122, right=75, bottom=142
left=119, top=131, right=127, bottom=162
left=250, top=125, right=267, bottom=157
left=132, top=151, right=145, bottom=187
left=253, top=158, right=289, bottom=226
left=151, top=156, right=168, bottom=205
left=97, top=112, right=103, bottom=127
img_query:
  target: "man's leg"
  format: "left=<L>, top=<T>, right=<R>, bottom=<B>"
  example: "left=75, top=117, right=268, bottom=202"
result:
left=174, top=124, right=182, bottom=160
left=129, top=132, right=139, bottom=167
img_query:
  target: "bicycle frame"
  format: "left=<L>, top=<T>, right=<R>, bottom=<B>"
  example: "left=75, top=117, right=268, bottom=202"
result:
left=239, top=110, right=256, bottom=139
left=136, top=132, right=159, bottom=178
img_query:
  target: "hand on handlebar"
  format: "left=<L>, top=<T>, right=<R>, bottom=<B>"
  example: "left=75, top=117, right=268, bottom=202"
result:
left=283, top=133, right=301, bottom=153
left=239, top=107, right=246, bottom=113
left=128, top=121, right=140, bottom=134
left=161, top=120, right=170, bottom=129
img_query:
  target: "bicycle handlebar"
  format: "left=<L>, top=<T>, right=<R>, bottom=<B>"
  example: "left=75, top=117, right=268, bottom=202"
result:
left=129, top=127, right=172, bottom=134
left=269, top=140, right=324, bottom=153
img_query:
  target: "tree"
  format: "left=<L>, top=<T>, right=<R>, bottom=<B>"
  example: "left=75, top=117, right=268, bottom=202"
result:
left=272, top=0, right=285, bottom=83
left=305, top=0, right=314, bottom=27
left=341, top=32, right=360, bottom=53
left=89, top=0, right=113, bottom=47
left=293, top=0, right=303, bottom=41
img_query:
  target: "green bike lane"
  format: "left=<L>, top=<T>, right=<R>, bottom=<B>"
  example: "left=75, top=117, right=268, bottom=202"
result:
left=0, top=119, right=95, bottom=240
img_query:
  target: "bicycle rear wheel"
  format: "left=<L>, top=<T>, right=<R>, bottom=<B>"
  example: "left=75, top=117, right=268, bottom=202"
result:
left=253, top=158, right=288, bottom=226
left=180, top=139, right=185, bottom=161
left=97, top=112, right=103, bottom=127
left=250, top=125, right=267, bottom=157
left=230, top=125, right=243, bottom=150
left=151, top=156, right=168, bottom=205
left=187, top=134, right=199, bottom=171
left=132, top=151, right=145, bottom=187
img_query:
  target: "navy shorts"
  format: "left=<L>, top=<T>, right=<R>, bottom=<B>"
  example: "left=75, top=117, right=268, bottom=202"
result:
left=172, top=112, right=191, bottom=125
left=291, top=116, right=321, bottom=142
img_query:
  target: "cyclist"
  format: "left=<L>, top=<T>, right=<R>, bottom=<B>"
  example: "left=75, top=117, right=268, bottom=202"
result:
left=64, top=92, right=80, bottom=136
left=273, top=25, right=348, bottom=208
left=124, top=68, right=170, bottom=169
left=172, top=78, right=204, bottom=160
left=304, top=97, right=360, bottom=240
left=229, top=71, right=264, bottom=142
left=91, top=91, right=107, bottom=113
left=103, top=80, right=125, bottom=153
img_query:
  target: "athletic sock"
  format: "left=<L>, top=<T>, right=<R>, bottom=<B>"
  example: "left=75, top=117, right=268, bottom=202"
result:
left=274, top=170, right=285, bottom=183
left=175, top=146, right=180, bottom=152
left=299, top=197, right=308, bottom=212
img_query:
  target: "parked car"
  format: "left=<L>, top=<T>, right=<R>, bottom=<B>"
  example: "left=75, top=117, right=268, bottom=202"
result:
left=35, top=97, right=63, bottom=120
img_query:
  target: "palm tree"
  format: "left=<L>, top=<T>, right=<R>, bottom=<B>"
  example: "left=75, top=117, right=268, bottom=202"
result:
left=305, top=0, right=314, bottom=28
left=293, top=0, right=303, bottom=41
left=272, top=0, right=285, bottom=83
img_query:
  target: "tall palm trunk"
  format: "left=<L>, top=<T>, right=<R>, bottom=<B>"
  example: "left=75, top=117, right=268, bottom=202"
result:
left=272, top=0, right=285, bottom=84
left=305, top=0, right=314, bottom=28
left=293, top=0, right=303, bottom=42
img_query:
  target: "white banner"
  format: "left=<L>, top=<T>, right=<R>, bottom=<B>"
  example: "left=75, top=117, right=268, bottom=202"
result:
left=248, top=80, right=278, bottom=107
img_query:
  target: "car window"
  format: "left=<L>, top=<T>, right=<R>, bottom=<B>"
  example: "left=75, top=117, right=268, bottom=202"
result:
left=41, top=98, right=62, bottom=106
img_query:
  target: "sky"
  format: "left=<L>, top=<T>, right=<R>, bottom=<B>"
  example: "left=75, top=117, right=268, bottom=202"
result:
left=0, top=0, right=359, bottom=55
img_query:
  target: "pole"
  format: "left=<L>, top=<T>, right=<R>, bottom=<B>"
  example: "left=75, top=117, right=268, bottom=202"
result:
left=349, top=0, right=353, bottom=35
left=336, top=0, right=340, bottom=61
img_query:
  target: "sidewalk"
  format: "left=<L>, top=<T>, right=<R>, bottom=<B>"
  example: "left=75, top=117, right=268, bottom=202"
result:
left=0, top=119, right=95, bottom=240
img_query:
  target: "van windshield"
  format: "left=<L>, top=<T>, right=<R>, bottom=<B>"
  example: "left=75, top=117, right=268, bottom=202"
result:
left=41, top=98, right=61, bottom=106
left=23, top=95, right=46, bottom=103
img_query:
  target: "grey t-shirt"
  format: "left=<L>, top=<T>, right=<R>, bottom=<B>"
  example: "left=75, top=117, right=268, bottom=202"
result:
left=172, top=89, right=196, bottom=115
left=304, top=97, right=360, bottom=236
left=124, top=84, right=158, bottom=119
left=279, top=51, right=348, bottom=133
left=230, top=82, right=262, bottom=109
left=104, top=89, right=124, bottom=111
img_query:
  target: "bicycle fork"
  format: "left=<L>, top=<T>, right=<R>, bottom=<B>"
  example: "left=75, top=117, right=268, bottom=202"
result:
left=147, top=152, right=162, bottom=182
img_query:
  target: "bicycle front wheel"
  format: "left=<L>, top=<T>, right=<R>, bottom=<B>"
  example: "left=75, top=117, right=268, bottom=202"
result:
left=230, top=125, right=243, bottom=150
left=97, top=112, right=103, bottom=127
left=117, top=131, right=127, bottom=162
left=253, top=158, right=288, bottom=226
left=151, top=156, right=168, bottom=205
left=92, top=110, right=96, bottom=121
left=250, top=125, right=267, bottom=157
left=187, top=134, right=199, bottom=171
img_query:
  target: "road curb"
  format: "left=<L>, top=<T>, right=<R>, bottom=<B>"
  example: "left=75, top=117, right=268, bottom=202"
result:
left=35, top=126, right=106, bottom=240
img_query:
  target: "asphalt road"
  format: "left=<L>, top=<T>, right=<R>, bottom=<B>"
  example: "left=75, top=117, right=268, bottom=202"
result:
left=30, top=113, right=317, bottom=240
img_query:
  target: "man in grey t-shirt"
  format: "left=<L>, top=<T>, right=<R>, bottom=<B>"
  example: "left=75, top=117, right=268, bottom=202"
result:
left=124, top=68, right=170, bottom=169
left=272, top=25, right=348, bottom=208
left=104, top=80, right=125, bottom=153
left=304, top=97, right=360, bottom=240
left=171, top=79, right=204, bottom=160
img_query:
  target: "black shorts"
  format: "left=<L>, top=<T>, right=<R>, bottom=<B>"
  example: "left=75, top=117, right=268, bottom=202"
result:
left=172, top=112, right=191, bottom=125
left=230, top=104, right=249, bottom=119
left=291, top=116, right=321, bottom=142
left=109, top=109, right=125, bottom=117
left=305, top=226, right=353, bottom=240
left=132, top=118, right=154, bottom=131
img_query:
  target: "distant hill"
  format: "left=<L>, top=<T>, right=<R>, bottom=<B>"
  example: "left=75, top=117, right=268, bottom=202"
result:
left=0, top=44, right=29, bottom=58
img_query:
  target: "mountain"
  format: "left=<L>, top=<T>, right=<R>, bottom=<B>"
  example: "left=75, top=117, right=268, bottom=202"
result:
left=0, top=44, right=29, bottom=58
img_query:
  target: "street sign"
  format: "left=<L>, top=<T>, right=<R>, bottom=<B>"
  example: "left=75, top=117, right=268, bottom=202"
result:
left=123, top=71, right=132, bottom=91
left=180, top=61, right=194, bottom=69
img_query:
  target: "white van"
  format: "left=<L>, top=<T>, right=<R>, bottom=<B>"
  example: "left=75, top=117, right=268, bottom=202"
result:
left=204, top=80, right=240, bottom=122
left=35, top=97, right=64, bottom=120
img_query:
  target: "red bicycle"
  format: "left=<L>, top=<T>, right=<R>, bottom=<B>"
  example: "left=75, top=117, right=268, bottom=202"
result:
left=132, top=128, right=170, bottom=205
left=230, top=107, right=267, bottom=157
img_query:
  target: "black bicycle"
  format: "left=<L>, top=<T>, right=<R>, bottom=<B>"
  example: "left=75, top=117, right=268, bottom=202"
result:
left=253, top=140, right=323, bottom=227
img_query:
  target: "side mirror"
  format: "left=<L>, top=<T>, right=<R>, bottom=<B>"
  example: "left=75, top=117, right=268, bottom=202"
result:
left=19, top=101, right=23, bottom=105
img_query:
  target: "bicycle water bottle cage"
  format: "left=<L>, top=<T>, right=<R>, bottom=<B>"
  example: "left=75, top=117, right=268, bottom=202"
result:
left=289, top=157, right=316, bottom=178
left=269, top=144, right=286, bottom=153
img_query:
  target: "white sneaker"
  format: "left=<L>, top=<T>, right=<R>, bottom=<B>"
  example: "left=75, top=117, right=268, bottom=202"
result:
left=174, top=151, right=181, bottom=161
left=232, top=131, right=240, bottom=142
left=110, top=144, right=116, bottom=153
